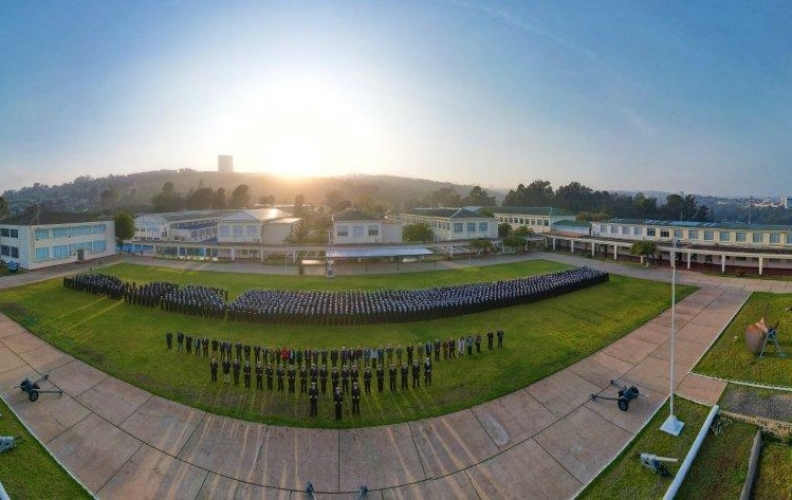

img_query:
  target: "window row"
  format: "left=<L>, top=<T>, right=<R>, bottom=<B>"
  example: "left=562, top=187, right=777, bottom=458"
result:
left=336, top=225, right=380, bottom=238
left=498, top=217, right=548, bottom=226
left=35, top=240, right=107, bottom=262
left=599, top=225, right=792, bottom=244
left=0, top=245, right=19, bottom=258
left=0, top=228, right=19, bottom=238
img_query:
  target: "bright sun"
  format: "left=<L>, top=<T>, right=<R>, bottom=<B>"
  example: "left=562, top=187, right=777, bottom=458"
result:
left=221, top=74, right=379, bottom=178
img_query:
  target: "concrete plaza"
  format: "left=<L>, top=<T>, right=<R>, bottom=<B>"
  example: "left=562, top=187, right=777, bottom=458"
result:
left=2, top=253, right=790, bottom=499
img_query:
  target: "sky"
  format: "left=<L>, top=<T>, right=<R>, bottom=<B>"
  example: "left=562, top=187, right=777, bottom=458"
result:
left=1, top=1, right=791, bottom=197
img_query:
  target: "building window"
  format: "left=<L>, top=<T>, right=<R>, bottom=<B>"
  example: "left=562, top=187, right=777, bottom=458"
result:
left=600, top=225, right=607, bottom=233
left=647, top=228, right=656, bottom=237
left=93, top=225, right=106, bottom=234
left=703, top=231, right=714, bottom=241
left=35, top=247, right=50, bottom=261
left=336, top=226, right=348, bottom=237
left=233, top=226, right=243, bottom=236
left=35, top=229, right=49, bottom=239
left=688, top=230, right=698, bottom=240
left=736, top=232, right=746, bottom=242
left=367, top=226, right=379, bottom=237
left=52, top=227, right=68, bottom=238
left=479, top=222, right=488, bottom=232
left=467, top=222, right=476, bottom=232
left=53, top=245, right=69, bottom=258
left=9, top=229, right=18, bottom=238
left=632, top=227, right=642, bottom=236
left=10, top=246, right=18, bottom=258
left=719, top=231, right=730, bottom=242
left=0, top=229, right=7, bottom=237
left=660, top=230, right=670, bottom=238
left=770, top=233, right=781, bottom=244
left=786, top=233, right=792, bottom=245
left=674, top=229, right=683, bottom=239
left=93, top=240, right=106, bottom=253
left=454, top=223, right=463, bottom=233
left=0, top=245, right=8, bottom=256
left=752, top=233, right=764, bottom=243
left=610, top=225, right=618, bottom=233
left=219, top=226, right=230, bottom=237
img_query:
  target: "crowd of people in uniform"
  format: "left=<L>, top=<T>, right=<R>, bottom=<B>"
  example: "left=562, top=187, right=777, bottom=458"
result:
left=65, top=267, right=608, bottom=326
left=165, top=330, right=506, bottom=420
left=226, top=267, right=608, bottom=325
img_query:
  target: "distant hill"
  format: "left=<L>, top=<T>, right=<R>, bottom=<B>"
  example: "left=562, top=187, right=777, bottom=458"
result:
left=1, top=169, right=507, bottom=215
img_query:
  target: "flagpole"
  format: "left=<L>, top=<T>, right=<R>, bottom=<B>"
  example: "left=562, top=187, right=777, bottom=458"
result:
left=661, top=239, right=684, bottom=436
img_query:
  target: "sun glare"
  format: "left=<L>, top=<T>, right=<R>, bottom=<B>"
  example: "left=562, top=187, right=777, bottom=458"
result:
left=218, top=74, right=380, bottom=178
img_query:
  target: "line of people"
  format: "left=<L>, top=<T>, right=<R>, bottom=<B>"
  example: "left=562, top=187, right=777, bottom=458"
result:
left=68, top=268, right=608, bottom=327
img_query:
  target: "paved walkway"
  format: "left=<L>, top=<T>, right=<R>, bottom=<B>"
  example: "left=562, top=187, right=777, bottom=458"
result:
left=2, top=254, right=791, bottom=499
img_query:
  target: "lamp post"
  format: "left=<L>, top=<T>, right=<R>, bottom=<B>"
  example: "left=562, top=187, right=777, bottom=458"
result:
left=661, top=239, right=685, bottom=436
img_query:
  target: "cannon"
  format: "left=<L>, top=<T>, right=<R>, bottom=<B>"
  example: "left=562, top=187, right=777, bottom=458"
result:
left=591, top=379, right=640, bottom=411
left=638, top=452, right=677, bottom=477
left=0, top=436, right=15, bottom=454
left=13, top=374, right=63, bottom=402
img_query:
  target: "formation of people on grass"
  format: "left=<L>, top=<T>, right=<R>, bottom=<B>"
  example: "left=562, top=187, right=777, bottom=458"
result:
left=65, top=267, right=609, bottom=325
left=164, top=330, right=505, bottom=420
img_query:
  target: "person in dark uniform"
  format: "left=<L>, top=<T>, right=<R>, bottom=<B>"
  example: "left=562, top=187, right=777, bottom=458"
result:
left=222, top=357, right=231, bottom=384
left=185, top=334, right=192, bottom=354
left=434, top=338, right=441, bottom=362
left=363, top=367, right=372, bottom=394
left=241, top=361, right=250, bottom=388
left=351, top=381, right=361, bottom=416
left=377, top=365, right=385, bottom=393
left=203, top=337, right=209, bottom=357
left=300, top=366, right=308, bottom=394
left=235, top=341, right=243, bottom=360
left=244, top=344, right=251, bottom=361
left=401, top=363, right=409, bottom=390
left=389, top=365, right=397, bottom=392
left=166, top=331, right=173, bottom=350
left=310, top=364, right=318, bottom=384
left=331, top=367, right=340, bottom=392
left=475, top=334, right=482, bottom=353
left=266, top=364, right=274, bottom=390
left=309, top=382, right=318, bottom=416
left=350, top=364, right=359, bottom=387
left=210, top=357, right=218, bottom=382
left=177, top=331, right=184, bottom=352
left=341, top=365, right=350, bottom=395
left=288, top=365, right=296, bottom=393
left=333, top=387, right=343, bottom=421
left=412, top=360, right=420, bottom=389
left=497, top=329, right=504, bottom=348
left=232, top=358, right=241, bottom=386
left=255, top=361, right=263, bottom=390
left=212, top=338, right=219, bottom=355
left=276, top=365, right=285, bottom=391
left=424, top=357, right=432, bottom=386
left=487, top=330, right=494, bottom=350
left=319, top=365, right=328, bottom=394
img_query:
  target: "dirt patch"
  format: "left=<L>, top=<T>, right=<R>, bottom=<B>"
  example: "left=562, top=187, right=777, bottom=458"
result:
left=720, top=385, right=792, bottom=422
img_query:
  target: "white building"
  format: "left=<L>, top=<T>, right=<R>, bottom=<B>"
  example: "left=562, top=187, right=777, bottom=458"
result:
left=332, top=208, right=403, bottom=245
left=492, top=206, right=575, bottom=234
left=217, top=208, right=298, bottom=245
left=0, top=214, right=115, bottom=270
left=397, top=208, right=498, bottom=241
left=134, top=211, right=226, bottom=242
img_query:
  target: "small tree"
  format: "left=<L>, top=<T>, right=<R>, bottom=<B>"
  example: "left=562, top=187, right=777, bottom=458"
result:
left=502, top=234, right=526, bottom=253
left=114, top=212, right=135, bottom=249
left=469, top=238, right=494, bottom=256
left=498, top=222, right=513, bottom=238
left=403, top=221, right=434, bottom=242
left=630, top=241, right=657, bottom=266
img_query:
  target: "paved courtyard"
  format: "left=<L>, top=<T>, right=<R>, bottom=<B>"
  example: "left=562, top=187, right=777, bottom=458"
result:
left=2, top=253, right=790, bottom=499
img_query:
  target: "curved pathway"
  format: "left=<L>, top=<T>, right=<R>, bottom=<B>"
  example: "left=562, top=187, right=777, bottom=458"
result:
left=1, top=254, right=790, bottom=499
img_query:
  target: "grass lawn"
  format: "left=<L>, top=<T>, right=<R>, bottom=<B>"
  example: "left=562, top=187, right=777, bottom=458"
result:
left=0, top=398, right=91, bottom=499
left=580, top=398, right=755, bottom=500
left=753, top=440, right=792, bottom=499
left=694, top=292, right=792, bottom=386
left=0, top=260, right=695, bottom=428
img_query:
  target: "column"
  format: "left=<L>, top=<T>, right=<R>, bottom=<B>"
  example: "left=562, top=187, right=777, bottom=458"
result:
left=759, top=257, right=764, bottom=276
left=686, top=251, right=691, bottom=269
left=613, top=244, right=618, bottom=260
left=721, top=254, right=726, bottom=274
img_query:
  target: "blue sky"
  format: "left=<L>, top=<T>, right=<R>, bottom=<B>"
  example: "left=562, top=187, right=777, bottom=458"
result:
left=1, top=1, right=790, bottom=196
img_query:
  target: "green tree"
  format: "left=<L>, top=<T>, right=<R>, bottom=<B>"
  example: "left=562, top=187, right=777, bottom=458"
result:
left=502, top=234, right=526, bottom=252
left=0, top=196, right=8, bottom=219
left=502, top=180, right=554, bottom=206
left=230, top=184, right=250, bottom=209
left=424, top=187, right=461, bottom=207
left=114, top=212, right=135, bottom=248
left=152, top=182, right=183, bottom=212
left=630, top=241, right=657, bottom=266
left=100, top=186, right=119, bottom=210
left=498, top=222, right=513, bottom=238
left=213, top=188, right=226, bottom=209
left=403, top=221, right=434, bottom=242
left=285, top=221, right=309, bottom=244
left=469, top=238, right=494, bottom=255
left=514, top=226, right=534, bottom=237
left=185, top=187, right=215, bottom=210
left=461, top=186, right=496, bottom=206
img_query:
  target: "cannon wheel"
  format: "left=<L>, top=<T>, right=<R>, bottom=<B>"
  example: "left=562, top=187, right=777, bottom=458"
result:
left=618, top=397, right=629, bottom=411
left=28, top=389, right=39, bottom=402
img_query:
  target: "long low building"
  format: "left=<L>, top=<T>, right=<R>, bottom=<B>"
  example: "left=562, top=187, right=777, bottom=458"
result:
left=0, top=213, right=116, bottom=270
left=547, top=218, right=792, bottom=274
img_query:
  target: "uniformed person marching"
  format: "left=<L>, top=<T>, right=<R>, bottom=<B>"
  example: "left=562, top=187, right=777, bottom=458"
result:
left=266, top=364, right=274, bottom=390
left=222, top=358, right=231, bottom=384
left=424, top=357, right=432, bottom=386
left=389, top=365, right=397, bottom=392
left=351, top=381, right=361, bottom=416
left=243, top=361, right=252, bottom=388
left=255, top=361, right=263, bottom=390
left=334, top=387, right=343, bottom=421
left=210, top=357, right=218, bottom=383
left=331, top=367, right=340, bottom=392
left=232, top=358, right=241, bottom=386
left=309, top=382, right=319, bottom=416
left=300, top=366, right=308, bottom=394
left=363, top=367, right=372, bottom=394
left=401, top=364, right=409, bottom=390
left=320, top=365, right=328, bottom=394
left=341, top=365, right=350, bottom=395
left=166, top=332, right=173, bottom=350
left=412, top=360, right=420, bottom=389
left=277, top=365, right=285, bottom=391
